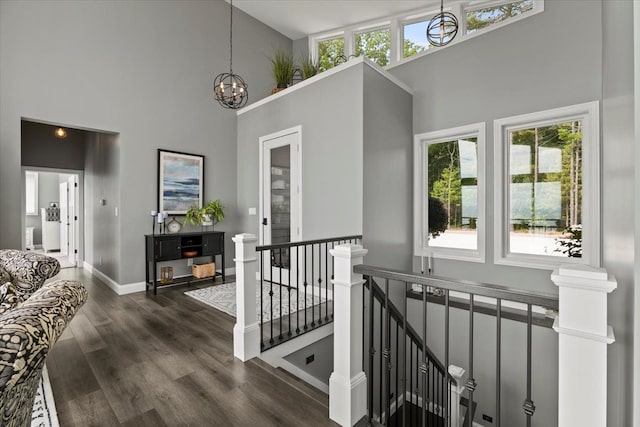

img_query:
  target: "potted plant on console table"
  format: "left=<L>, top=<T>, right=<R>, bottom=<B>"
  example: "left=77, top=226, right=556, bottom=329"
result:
left=183, top=199, right=226, bottom=230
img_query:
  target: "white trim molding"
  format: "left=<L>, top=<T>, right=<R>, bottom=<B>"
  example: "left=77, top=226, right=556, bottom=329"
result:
left=493, top=101, right=600, bottom=270
left=414, top=122, right=486, bottom=263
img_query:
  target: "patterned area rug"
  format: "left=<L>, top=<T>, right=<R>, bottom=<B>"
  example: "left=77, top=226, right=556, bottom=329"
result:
left=31, top=365, right=59, bottom=427
left=185, top=282, right=326, bottom=320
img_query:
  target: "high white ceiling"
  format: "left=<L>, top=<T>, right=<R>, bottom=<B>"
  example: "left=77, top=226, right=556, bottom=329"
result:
left=233, top=1, right=436, bottom=40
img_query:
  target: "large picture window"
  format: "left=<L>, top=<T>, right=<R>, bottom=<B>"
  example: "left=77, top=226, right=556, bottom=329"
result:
left=494, top=101, right=600, bottom=268
left=414, top=123, right=486, bottom=262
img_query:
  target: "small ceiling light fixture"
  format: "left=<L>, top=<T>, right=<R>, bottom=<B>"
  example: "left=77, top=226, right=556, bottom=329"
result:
left=54, top=127, right=67, bottom=139
left=427, top=0, right=459, bottom=47
left=214, top=0, right=248, bottom=109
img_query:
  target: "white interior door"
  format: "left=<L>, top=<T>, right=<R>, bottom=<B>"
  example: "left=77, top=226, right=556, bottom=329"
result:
left=67, top=175, right=78, bottom=266
left=59, top=182, right=68, bottom=255
left=260, top=128, right=302, bottom=285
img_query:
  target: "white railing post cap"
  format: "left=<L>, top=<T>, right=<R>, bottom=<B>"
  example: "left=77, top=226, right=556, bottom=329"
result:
left=329, top=243, right=368, bottom=259
left=551, top=264, right=617, bottom=293
left=232, top=233, right=258, bottom=243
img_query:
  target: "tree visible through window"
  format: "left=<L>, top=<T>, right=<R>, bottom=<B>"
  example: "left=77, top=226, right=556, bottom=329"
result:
left=466, top=0, right=535, bottom=34
left=317, top=37, right=345, bottom=72
left=355, top=29, right=391, bottom=67
left=508, top=121, right=582, bottom=257
left=427, top=138, right=479, bottom=250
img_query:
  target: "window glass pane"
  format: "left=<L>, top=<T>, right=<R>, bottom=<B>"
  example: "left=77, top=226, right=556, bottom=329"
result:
left=466, top=0, right=535, bottom=34
left=355, top=28, right=391, bottom=67
left=403, top=20, right=430, bottom=58
left=427, top=138, right=478, bottom=250
left=25, top=172, right=37, bottom=215
left=317, top=37, right=345, bottom=72
left=508, top=121, right=583, bottom=257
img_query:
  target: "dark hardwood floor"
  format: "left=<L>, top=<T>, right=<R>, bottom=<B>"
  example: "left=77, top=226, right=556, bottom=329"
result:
left=46, top=268, right=335, bottom=426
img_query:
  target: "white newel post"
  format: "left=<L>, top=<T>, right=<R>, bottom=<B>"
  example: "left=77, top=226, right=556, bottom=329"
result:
left=551, top=265, right=616, bottom=427
left=232, top=233, right=260, bottom=362
left=329, top=244, right=368, bottom=427
left=448, top=365, right=465, bottom=427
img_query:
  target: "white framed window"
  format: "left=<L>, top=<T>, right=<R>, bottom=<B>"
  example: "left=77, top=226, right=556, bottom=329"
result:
left=354, top=26, right=391, bottom=67
left=401, top=16, right=432, bottom=59
left=316, top=35, right=345, bottom=72
left=310, top=0, right=544, bottom=71
left=493, top=101, right=600, bottom=269
left=25, top=171, right=38, bottom=216
left=465, top=0, right=536, bottom=35
left=414, top=123, right=486, bottom=262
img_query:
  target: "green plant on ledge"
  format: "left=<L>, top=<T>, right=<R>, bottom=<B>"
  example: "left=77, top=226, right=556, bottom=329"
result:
left=300, top=57, right=319, bottom=80
left=183, top=199, right=225, bottom=229
left=270, top=50, right=295, bottom=89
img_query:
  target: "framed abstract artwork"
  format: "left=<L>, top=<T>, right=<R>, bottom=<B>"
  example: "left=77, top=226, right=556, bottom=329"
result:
left=158, top=149, right=205, bottom=215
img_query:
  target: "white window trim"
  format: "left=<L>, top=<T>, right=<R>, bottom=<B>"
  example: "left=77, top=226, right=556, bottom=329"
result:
left=414, top=122, right=486, bottom=263
left=493, top=101, right=600, bottom=270
left=25, top=171, right=38, bottom=216
left=309, top=0, right=544, bottom=71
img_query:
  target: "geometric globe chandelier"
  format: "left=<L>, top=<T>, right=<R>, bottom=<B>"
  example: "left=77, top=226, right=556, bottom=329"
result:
left=214, top=0, right=248, bottom=109
left=426, top=0, right=459, bottom=47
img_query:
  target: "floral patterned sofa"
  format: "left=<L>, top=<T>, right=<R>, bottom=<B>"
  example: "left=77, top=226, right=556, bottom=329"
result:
left=0, top=249, right=87, bottom=427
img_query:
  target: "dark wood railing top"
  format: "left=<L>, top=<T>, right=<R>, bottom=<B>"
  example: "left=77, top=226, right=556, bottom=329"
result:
left=355, top=264, right=559, bottom=310
left=256, top=235, right=362, bottom=252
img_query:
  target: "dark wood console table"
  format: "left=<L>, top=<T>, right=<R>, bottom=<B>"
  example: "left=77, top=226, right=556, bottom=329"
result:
left=145, top=231, right=225, bottom=295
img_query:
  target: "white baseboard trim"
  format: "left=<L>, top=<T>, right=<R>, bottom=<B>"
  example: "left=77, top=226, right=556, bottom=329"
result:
left=83, top=261, right=145, bottom=295
left=260, top=323, right=333, bottom=393
left=83, top=262, right=236, bottom=296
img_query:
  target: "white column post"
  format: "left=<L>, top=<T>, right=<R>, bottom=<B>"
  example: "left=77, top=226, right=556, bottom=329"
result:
left=551, top=265, right=616, bottom=427
left=329, top=243, right=368, bottom=427
left=448, top=365, right=466, bottom=427
left=232, top=233, right=260, bottom=362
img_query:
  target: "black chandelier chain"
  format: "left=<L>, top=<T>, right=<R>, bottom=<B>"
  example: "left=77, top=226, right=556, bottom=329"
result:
left=214, top=0, right=248, bottom=109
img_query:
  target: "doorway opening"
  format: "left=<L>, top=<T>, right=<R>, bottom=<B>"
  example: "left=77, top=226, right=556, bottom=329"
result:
left=23, top=168, right=83, bottom=268
left=259, top=126, right=302, bottom=285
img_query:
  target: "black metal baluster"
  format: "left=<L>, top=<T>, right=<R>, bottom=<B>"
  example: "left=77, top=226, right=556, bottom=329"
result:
left=311, top=244, right=315, bottom=327
left=325, top=242, right=329, bottom=321
left=279, top=247, right=283, bottom=340
left=379, top=302, right=383, bottom=423
left=269, top=252, right=274, bottom=345
left=496, top=298, right=501, bottom=427
left=331, top=242, right=335, bottom=319
left=384, top=279, right=391, bottom=425
left=395, top=321, right=399, bottom=427
left=410, top=341, right=413, bottom=426
left=296, top=246, right=300, bottom=334
left=523, top=304, right=535, bottom=426
left=421, top=284, right=427, bottom=427
left=445, top=290, right=450, bottom=427
left=287, top=246, right=292, bottom=337
left=260, top=252, right=264, bottom=349
left=303, top=245, right=308, bottom=330
left=466, top=295, right=476, bottom=427
left=402, top=282, right=408, bottom=427
left=316, top=244, right=322, bottom=326
left=367, top=276, right=375, bottom=425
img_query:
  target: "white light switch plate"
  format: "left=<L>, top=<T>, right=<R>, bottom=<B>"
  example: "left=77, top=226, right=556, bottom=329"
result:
left=249, top=207, right=257, bottom=215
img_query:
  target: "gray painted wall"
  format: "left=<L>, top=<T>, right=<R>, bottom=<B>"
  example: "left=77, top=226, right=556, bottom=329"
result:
left=237, top=64, right=364, bottom=240
left=389, top=1, right=634, bottom=424
left=293, top=37, right=310, bottom=64
left=601, top=2, right=635, bottom=425
left=362, top=66, right=414, bottom=305
left=84, top=132, right=120, bottom=281
left=0, top=0, right=291, bottom=284
left=634, top=3, right=640, bottom=424
left=284, top=334, right=333, bottom=385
